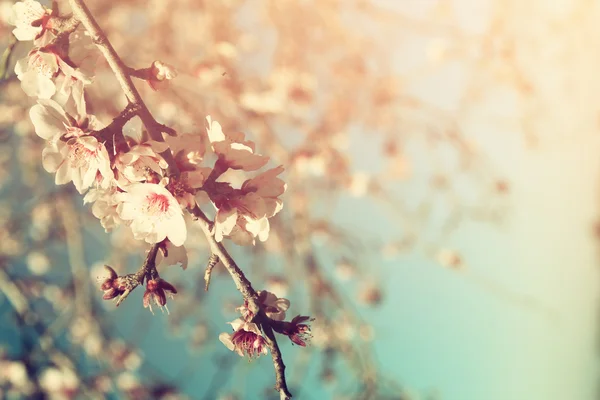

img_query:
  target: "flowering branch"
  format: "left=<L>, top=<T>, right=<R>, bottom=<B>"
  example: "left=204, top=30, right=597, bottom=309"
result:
left=190, top=205, right=293, bottom=399
left=260, top=322, right=292, bottom=399
left=90, top=102, right=138, bottom=154
left=106, top=243, right=161, bottom=306
left=11, top=0, right=301, bottom=396
left=66, top=0, right=179, bottom=177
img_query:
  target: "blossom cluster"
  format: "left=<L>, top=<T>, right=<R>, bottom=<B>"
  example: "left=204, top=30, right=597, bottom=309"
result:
left=219, top=290, right=312, bottom=358
left=10, top=0, right=287, bottom=255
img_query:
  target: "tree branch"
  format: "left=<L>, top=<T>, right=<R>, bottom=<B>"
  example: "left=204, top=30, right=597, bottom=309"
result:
left=115, top=243, right=160, bottom=306
left=189, top=205, right=292, bottom=399
left=67, top=0, right=179, bottom=177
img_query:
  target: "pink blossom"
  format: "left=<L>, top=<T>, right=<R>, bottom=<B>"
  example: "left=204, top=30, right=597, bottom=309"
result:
left=165, top=133, right=207, bottom=172
left=213, top=192, right=270, bottom=245
left=143, top=278, right=177, bottom=314
left=83, top=186, right=122, bottom=232
left=29, top=98, right=100, bottom=143
left=240, top=165, right=286, bottom=218
left=219, top=318, right=268, bottom=358
left=206, top=115, right=268, bottom=171
left=53, top=70, right=91, bottom=118
left=42, top=135, right=113, bottom=194
left=114, top=142, right=168, bottom=186
left=14, top=48, right=60, bottom=98
left=29, top=98, right=71, bottom=141
left=238, top=290, right=290, bottom=321
left=276, top=315, right=313, bottom=347
left=30, top=100, right=110, bottom=193
left=115, top=183, right=187, bottom=246
left=210, top=166, right=285, bottom=245
left=8, top=0, right=51, bottom=41
left=166, top=167, right=212, bottom=208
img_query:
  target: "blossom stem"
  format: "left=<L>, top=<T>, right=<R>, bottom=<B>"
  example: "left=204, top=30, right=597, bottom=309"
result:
left=190, top=205, right=292, bottom=399
left=92, top=102, right=138, bottom=154
left=115, top=243, right=161, bottom=306
left=134, top=243, right=161, bottom=283
left=66, top=0, right=180, bottom=177
left=124, top=65, right=152, bottom=80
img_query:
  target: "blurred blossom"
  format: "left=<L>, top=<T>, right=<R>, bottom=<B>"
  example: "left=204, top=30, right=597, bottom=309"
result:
left=265, top=275, right=289, bottom=297
left=26, top=250, right=49, bottom=275
left=358, top=324, right=375, bottom=342
left=358, top=282, right=383, bottom=307
left=189, top=322, right=208, bottom=349
left=426, top=37, right=450, bottom=64
left=2, top=361, right=29, bottom=390
left=109, top=341, right=142, bottom=371
left=117, top=372, right=144, bottom=397
left=436, top=248, right=464, bottom=270
left=39, top=367, right=79, bottom=398
left=335, top=259, right=356, bottom=281
left=347, top=172, right=371, bottom=197
left=30, top=201, right=53, bottom=240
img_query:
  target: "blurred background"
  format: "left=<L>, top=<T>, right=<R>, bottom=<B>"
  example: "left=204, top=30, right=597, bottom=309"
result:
left=0, top=0, right=599, bottom=399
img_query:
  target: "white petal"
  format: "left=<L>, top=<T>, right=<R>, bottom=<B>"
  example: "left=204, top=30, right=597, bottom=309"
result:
left=29, top=100, right=67, bottom=140
left=218, top=332, right=236, bottom=351
left=21, top=71, right=55, bottom=99
left=164, top=214, right=186, bottom=247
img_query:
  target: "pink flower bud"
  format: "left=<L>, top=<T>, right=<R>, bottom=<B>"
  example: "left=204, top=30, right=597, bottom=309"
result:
left=143, top=278, right=177, bottom=314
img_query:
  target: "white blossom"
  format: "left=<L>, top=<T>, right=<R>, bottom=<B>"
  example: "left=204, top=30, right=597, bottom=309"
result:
left=9, top=0, right=50, bottom=41
left=116, top=183, right=187, bottom=246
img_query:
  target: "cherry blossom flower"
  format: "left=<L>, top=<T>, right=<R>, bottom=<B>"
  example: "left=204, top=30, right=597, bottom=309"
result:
left=212, top=192, right=269, bottom=245
left=211, top=166, right=285, bottom=245
left=15, top=47, right=61, bottom=98
left=41, top=135, right=113, bottom=194
left=206, top=115, right=268, bottom=171
left=29, top=98, right=100, bottom=143
left=53, top=69, right=92, bottom=118
left=240, top=165, right=286, bottom=217
left=29, top=100, right=113, bottom=193
left=165, top=167, right=212, bottom=208
left=115, top=183, right=187, bottom=246
left=238, top=290, right=290, bottom=321
left=143, top=278, right=177, bottom=314
left=15, top=41, right=92, bottom=103
left=9, top=0, right=52, bottom=41
left=83, top=186, right=122, bottom=232
left=165, top=132, right=207, bottom=172
left=219, top=318, right=268, bottom=358
left=114, top=142, right=168, bottom=186
left=276, top=315, right=313, bottom=347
